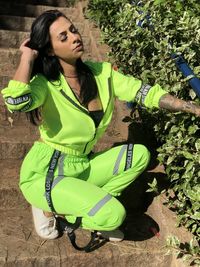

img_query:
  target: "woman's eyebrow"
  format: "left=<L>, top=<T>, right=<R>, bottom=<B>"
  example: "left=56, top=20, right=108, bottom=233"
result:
left=57, top=31, right=67, bottom=38
left=57, top=23, right=74, bottom=39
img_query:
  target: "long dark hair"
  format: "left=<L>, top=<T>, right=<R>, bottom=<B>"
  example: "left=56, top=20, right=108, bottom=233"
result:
left=27, top=9, right=98, bottom=125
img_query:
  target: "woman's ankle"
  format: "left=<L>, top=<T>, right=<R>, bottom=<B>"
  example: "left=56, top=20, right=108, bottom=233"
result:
left=43, top=211, right=54, bottom=218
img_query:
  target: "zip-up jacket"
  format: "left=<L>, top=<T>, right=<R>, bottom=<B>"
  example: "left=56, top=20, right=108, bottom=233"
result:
left=1, top=61, right=167, bottom=156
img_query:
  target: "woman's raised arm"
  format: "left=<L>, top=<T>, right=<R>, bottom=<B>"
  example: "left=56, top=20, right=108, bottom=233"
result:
left=13, top=39, right=38, bottom=84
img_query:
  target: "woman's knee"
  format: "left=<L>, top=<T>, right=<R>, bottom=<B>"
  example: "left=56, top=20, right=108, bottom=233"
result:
left=92, top=199, right=126, bottom=231
left=133, top=144, right=151, bottom=170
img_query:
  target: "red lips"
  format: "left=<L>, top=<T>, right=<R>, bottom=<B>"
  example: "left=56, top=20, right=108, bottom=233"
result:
left=74, top=42, right=83, bottom=51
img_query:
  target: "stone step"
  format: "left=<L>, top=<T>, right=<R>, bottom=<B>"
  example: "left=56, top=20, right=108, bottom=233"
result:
left=0, top=48, right=21, bottom=77
left=0, top=30, right=29, bottom=49
left=0, top=0, right=70, bottom=7
left=0, top=15, right=34, bottom=32
left=0, top=103, right=33, bottom=127
left=0, top=123, right=38, bottom=141
left=0, top=3, right=79, bottom=19
left=0, top=160, right=29, bottom=209
left=0, top=105, right=22, bottom=127
left=0, top=14, right=86, bottom=33
left=0, top=75, right=10, bottom=90
left=0, top=140, right=34, bottom=160
left=0, top=123, right=38, bottom=159
left=0, top=204, right=187, bottom=267
left=0, top=29, right=91, bottom=49
left=0, top=207, right=171, bottom=267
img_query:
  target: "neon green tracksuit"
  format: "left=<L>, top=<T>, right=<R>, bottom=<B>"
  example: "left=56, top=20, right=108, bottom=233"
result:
left=2, top=61, right=167, bottom=230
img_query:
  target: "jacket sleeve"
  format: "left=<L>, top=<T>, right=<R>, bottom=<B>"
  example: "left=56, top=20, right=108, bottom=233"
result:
left=1, top=75, right=48, bottom=112
left=111, top=65, right=168, bottom=109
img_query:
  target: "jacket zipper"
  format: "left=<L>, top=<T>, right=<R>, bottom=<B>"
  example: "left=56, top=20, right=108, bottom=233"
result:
left=82, top=131, right=97, bottom=154
left=82, top=77, right=112, bottom=154
left=60, top=89, right=96, bottom=154
left=60, top=75, right=112, bottom=155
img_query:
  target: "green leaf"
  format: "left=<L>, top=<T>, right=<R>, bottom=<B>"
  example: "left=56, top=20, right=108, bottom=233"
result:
left=191, top=212, right=200, bottom=220
left=154, top=0, right=165, bottom=5
left=188, top=125, right=199, bottom=135
left=182, top=152, right=194, bottom=160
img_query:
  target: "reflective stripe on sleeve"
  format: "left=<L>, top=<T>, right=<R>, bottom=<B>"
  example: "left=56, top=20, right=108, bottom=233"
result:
left=6, top=94, right=31, bottom=105
left=135, top=84, right=151, bottom=105
left=20, top=98, right=33, bottom=112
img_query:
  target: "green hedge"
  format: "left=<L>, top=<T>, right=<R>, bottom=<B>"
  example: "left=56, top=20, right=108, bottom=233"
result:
left=87, top=0, right=200, bottom=264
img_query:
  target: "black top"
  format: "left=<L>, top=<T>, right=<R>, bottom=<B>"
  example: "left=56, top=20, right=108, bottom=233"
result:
left=89, top=110, right=104, bottom=128
left=69, top=87, right=104, bottom=127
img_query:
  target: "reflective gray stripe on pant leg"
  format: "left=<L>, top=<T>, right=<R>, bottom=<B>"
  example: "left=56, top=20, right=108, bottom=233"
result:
left=51, top=153, right=66, bottom=189
left=87, top=194, right=112, bottom=216
left=113, top=144, right=127, bottom=175
left=43, top=153, right=66, bottom=196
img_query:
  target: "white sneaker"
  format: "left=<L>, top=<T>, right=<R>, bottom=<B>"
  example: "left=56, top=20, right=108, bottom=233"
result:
left=97, top=229, right=124, bottom=242
left=31, top=206, right=59, bottom=239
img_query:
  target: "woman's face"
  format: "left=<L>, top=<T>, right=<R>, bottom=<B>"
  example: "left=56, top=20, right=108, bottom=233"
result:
left=49, top=16, right=84, bottom=64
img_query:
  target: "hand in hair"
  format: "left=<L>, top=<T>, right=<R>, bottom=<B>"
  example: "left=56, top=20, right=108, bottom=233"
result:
left=20, top=39, right=39, bottom=62
left=13, top=39, right=39, bottom=83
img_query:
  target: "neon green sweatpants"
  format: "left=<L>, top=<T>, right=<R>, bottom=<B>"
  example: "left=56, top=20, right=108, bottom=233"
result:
left=20, top=141, right=150, bottom=231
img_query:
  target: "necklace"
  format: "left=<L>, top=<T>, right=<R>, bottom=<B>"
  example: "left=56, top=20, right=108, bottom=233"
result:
left=71, top=87, right=82, bottom=103
left=64, top=74, right=78, bottom=78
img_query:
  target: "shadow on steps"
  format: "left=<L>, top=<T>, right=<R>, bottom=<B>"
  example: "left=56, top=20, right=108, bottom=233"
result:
left=118, top=170, right=169, bottom=242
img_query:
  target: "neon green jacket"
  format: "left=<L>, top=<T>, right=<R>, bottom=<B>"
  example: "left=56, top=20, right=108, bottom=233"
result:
left=1, top=61, right=167, bottom=156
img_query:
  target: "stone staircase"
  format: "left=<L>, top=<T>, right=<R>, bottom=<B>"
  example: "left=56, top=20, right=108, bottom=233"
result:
left=0, top=1, right=193, bottom=266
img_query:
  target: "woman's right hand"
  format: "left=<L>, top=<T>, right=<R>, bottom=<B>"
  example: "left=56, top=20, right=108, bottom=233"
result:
left=13, top=39, right=38, bottom=83
left=20, top=39, right=39, bottom=62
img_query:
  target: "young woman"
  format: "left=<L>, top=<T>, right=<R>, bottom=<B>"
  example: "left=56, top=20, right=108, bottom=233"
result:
left=2, top=10, right=200, bottom=243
